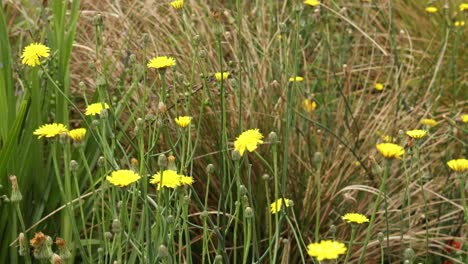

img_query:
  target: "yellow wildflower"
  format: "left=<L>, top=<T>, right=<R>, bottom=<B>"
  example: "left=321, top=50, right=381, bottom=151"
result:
left=342, top=213, right=369, bottom=224
left=374, top=83, right=384, bottom=91
left=106, top=170, right=141, bottom=187
left=270, top=198, right=291, bottom=214
left=420, top=118, right=437, bottom=127
left=170, top=0, right=183, bottom=9
left=307, top=240, right=347, bottom=261
left=147, top=56, right=176, bottom=69
left=85, top=103, right=110, bottom=116
left=304, top=0, right=320, bottom=7
left=460, top=3, right=468, bottom=11
left=376, top=143, right=405, bottom=159
left=425, top=6, right=437, bottom=13
left=33, top=123, right=68, bottom=139
left=461, top=114, right=468, bottom=123
left=406, top=129, right=427, bottom=139
left=447, top=159, right=468, bottom=173
left=21, top=43, right=50, bottom=67
left=214, top=72, right=230, bottom=81
left=68, top=128, right=87, bottom=142
left=454, top=21, right=465, bottom=27
left=234, top=129, right=264, bottom=155
left=289, top=76, right=304, bottom=82
left=150, top=170, right=194, bottom=190
left=303, top=99, right=317, bottom=113
left=175, top=116, right=192, bottom=128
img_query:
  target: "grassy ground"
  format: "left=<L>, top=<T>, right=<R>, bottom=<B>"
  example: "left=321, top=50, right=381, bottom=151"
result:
left=0, top=0, right=467, bottom=263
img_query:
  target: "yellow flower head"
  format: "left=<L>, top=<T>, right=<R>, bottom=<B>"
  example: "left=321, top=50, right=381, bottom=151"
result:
left=425, top=6, right=437, bottom=13
left=147, top=56, right=176, bottom=69
left=455, top=21, right=465, bottom=27
left=270, top=198, right=291, bottom=214
left=289, top=76, right=304, bottom=82
left=374, top=82, right=384, bottom=91
left=33, top=123, right=68, bottom=139
left=175, top=116, right=192, bottom=128
left=21, top=43, right=50, bottom=67
left=170, top=0, right=183, bottom=9
left=106, top=170, right=141, bottom=187
left=234, top=129, right=264, bottom=155
left=214, top=72, right=230, bottom=81
left=461, top=114, right=468, bottom=123
left=420, top=118, right=437, bottom=127
left=460, top=3, right=468, bottom=11
left=376, top=143, right=405, bottom=159
left=303, top=99, right=317, bottom=113
left=68, top=128, right=87, bottom=142
left=376, top=130, right=394, bottom=142
left=304, top=0, right=320, bottom=7
left=307, top=240, right=347, bottom=261
left=150, top=170, right=194, bottom=190
left=342, top=213, right=369, bottom=224
left=406, top=129, right=427, bottom=139
left=85, top=103, right=110, bottom=116
left=447, top=159, right=468, bottom=173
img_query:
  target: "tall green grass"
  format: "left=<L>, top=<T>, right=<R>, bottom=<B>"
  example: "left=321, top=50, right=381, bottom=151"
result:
left=1, top=0, right=467, bottom=263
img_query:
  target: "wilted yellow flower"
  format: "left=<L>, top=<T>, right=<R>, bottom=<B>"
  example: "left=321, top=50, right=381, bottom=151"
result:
left=234, top=129, right=264, bottom=155
left=33, top=123, right=68, bottom=139
left=460, top=3, right=468, bottom=11
left=455, top=21, right=465, bottom=27
left=376, top=130, right=394, bottom=142
left=307, top=240, right=347, bottom=261
left=270, top=198, right=291, bottom=214
left=303, top=99, right=317, bottom=113
left=461, top=114, right=468, bottom=123
left=406, top=129, right=427, bottom=139
left=420, top=118, right=437, bottom=127
left=214, top=72, right=230, bottom=81
left=376, top=143, right=405, bottom=159
left=68, top=128, right=87, bottom=142
left=175, top=116, right=192, bottom=128
left=170, top=0, right=183, bottom=9
left=147, top=56, right=176, bottom=69
left=425, top=6, right=437, bottom=13
left=150, top=170, right=194, bottom=189
left=85, top=103, right=109, bottom=116
left=374, top=83, right=384, bottom=91
left=304, top=0, right=320, bottom=7
left=289, top=76, right=304, bottom=82
left=106, top=170, right=141, bottom=187
left=342, top=213, right=369, bottom=224
left=21, top=43, right=50, bottom=67
left=447, top=159, right=468, bottom=173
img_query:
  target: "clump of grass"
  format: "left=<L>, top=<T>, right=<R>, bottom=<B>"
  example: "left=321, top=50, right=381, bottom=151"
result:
left=1, top=1, right=467, bottom=263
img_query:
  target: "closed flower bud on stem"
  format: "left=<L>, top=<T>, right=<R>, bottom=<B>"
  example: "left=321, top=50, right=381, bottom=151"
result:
left=231, top=149, right=241, bottom=161
left=268, top=131, right=278, bottom=143
left=262, top=174, right=270, bottom=181
left=313, top=152, right=323, bottom=165
left=245, top=207, right=254, bottom=218
left=69, top=160, right=79, bottom=172
left=167, top=154, right=177, bottom=171
left=52, top=254, right=64, bottom=264
left=403, top=248, right=415, bottom=261
left=377, top=232, right=385, bottom=243
left=18, top=233, right=27, bottom=256
left=158, top=245, right=168, bottom=257
left=9, top=175, right=22, bottom=202
left=112, top=219, right=121, bottom=233
left=158, top=154, right=168, bottom=168
left=214, top=255, right=223, bottom=263
left=206, top=164, right=215, bottom=174
left=131, top=158, right=139, bottom=169
left=239, top=185, right=247, bottom=195
left=98, top=156, right=105, bottom=167
left=104, top=232, right=113, bottom=240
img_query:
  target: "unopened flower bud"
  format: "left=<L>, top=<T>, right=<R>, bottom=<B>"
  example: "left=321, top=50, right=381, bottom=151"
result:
left=239, top=185, right=247, bottom=195
left=142, top=33, right=149, bottom=44
left=131, top=158, right=138, bottom=169
left=158, top=245, right=168, bottom=257
left=201, top=210, right=209, bottom=219
left=206, top=164, right=215, bottom=174
left=112, top=219, right=121, bottom=233
left=329, top=225, right=337, bottom=234
left=268, top=131, right=278, bottom=143
left=91, top=119, right=100, bottom=129
left=313, top=152, right=323, bottom=165
left=52, top=254, right=63, bottom=264
left=158, top=102, right=167, bottom=113
left=99, top=108, right=108, bottom=119
left=403, top=247, right=415, bottom=260
left=245, top=207, right=254, bottom=218
left=18, top=233, right=26, bottom=256
left=104, top=232, right=113, bottom=240
left=372, top=164, right=382, bottom=175
left=214, top=255, right=223, bottom=263
left=262, top=174, right=270, bottom=181
left=231, top=149, right=241, bottom=161
left=167, top=215, right=175, bottom=224
left=377, top=232, right=385, bottom=243
left=70, top=160, right=79, bottom=172
left=79, top=81, right=86, bottom=92
left=9, top=175, right=22, bottom=202
left=167, top=155, right=177, bottom=171
left=97, top=156, right=105, bottom=167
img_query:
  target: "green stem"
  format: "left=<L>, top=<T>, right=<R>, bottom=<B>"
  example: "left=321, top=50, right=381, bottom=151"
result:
left=344, top=226, right=357, bottom=264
